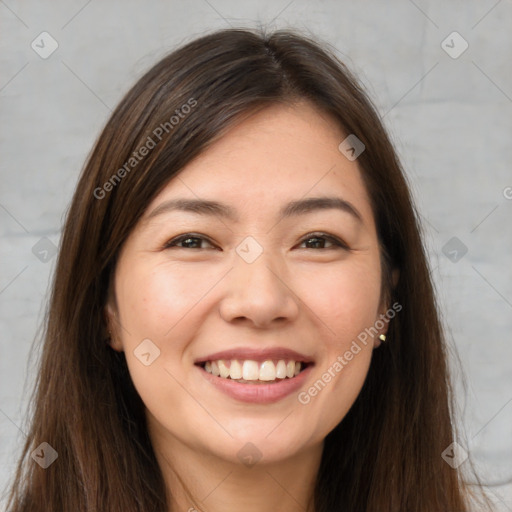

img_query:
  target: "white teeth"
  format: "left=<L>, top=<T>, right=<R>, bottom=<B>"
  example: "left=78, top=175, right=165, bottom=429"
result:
left=218, top=359, right=230, bottom=378
left=276, top=360, right=287, bottom=379
left=202, top=358, right=306, bottom=382
left=242, top=360, right=259, bottom=380
left=259, top=360, right=276, bottom=381
left=229, top=360, right=242, bottom=380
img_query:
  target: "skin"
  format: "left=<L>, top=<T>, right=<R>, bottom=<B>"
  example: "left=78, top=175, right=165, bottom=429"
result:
left=106, top=100, right=392, bottom=512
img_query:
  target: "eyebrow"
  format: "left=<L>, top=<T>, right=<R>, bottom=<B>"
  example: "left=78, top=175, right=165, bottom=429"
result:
left=145, top=196, right=363, bottom=224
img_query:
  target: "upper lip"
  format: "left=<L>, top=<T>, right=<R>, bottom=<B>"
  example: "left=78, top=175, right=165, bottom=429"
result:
left=194, top=347, right=314, bottom=365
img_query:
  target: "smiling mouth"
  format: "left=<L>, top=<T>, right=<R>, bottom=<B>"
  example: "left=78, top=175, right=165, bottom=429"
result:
left=196, top=359, right=311, bottom=384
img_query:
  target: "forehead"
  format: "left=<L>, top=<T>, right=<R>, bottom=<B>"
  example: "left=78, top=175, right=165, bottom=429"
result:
left=145, top=101, right=374, bottom=224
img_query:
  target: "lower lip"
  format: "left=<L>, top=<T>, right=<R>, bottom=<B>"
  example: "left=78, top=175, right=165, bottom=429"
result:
left=197, top=364, right=314, bottom=404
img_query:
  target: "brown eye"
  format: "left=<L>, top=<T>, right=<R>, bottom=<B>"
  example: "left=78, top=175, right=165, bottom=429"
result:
left=164, top=234, right=216, bottom=250
left=298, top=233, right=348, bottom=250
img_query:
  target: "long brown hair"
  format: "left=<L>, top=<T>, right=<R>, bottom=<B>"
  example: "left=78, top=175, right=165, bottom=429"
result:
left=5, top=27, right=491, bottom=511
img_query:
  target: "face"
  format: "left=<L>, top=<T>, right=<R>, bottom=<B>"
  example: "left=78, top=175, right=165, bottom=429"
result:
left=107, top=101, right=390, bottom=467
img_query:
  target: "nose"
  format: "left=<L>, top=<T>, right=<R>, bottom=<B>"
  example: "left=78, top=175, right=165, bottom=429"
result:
left=219, top=249, right=300, bottom=328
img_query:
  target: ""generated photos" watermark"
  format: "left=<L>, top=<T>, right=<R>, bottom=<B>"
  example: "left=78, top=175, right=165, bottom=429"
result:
left=94, top=97, right=197, bottom=200
left=298, top=301, right=402, bottom=405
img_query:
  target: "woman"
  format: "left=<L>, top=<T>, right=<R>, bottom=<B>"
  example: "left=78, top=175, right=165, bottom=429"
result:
left=6, top=28, right=491, bottom=511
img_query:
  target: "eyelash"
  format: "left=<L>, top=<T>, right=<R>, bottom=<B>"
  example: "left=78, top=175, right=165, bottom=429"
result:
left=163, top=232, right=349, bottom=251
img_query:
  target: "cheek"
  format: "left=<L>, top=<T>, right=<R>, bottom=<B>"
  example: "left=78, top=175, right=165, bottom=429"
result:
left=298, top=259, right=382, bottom=341
left=113, top=261, right=215, bottom=420
left=308, top=344, right=373, bottom=437
left=293, top=260, right=381, bottom=432
left=113, top=260, right=224, bottom=403
left=116, top=261, right=217, bottom=340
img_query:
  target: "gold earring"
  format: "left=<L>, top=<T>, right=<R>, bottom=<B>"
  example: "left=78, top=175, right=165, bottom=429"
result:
left=378, top=334, right=387, bottom=342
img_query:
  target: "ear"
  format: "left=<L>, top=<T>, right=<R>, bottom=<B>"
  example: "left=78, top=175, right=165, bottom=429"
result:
left=374, top=268, right=400, bottom=348
left=104, top=295, right=124, bottom=352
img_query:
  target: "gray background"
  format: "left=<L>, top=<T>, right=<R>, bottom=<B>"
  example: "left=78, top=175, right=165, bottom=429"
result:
left=1, top=0, right=511, bottom=510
